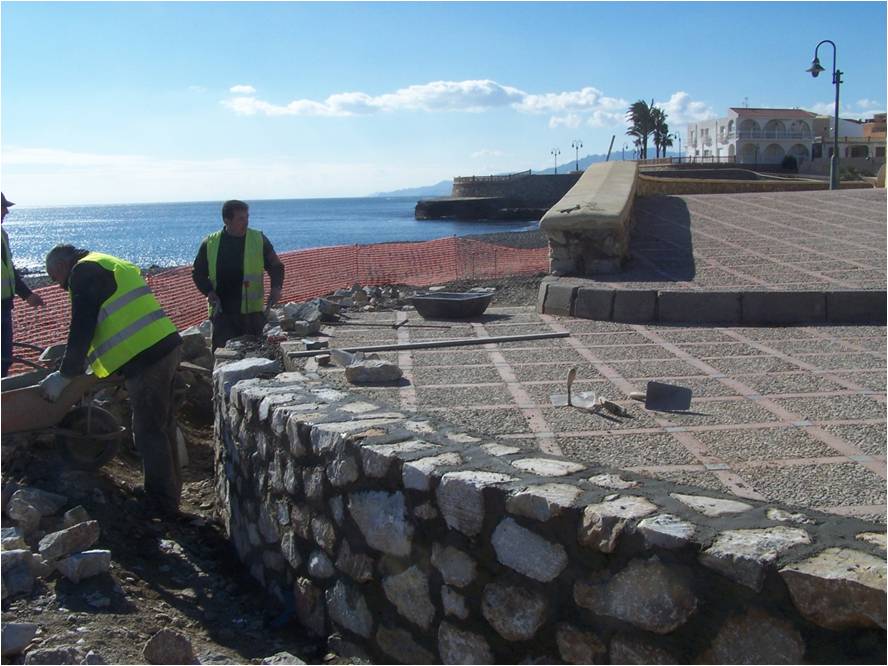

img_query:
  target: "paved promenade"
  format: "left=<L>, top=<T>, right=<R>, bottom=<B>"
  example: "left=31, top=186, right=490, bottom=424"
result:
left=592, top=188, right=886, bottom=291
left=316, top=307, right=886, bottom=523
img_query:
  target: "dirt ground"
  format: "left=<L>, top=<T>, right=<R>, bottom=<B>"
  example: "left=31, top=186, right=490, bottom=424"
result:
left=1, top=405, right=339, bottom=665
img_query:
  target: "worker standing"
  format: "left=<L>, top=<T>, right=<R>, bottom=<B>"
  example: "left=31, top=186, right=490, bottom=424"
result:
left=2, top=193, right=44, bottom=377
left=191, top=199, right=284, bottom=349
left=39, top=245, right=183, bottom=516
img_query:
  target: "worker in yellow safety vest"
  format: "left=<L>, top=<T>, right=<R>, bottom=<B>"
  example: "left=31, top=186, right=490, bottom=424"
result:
left=191, top=199, right=284, bottom=349
left=40, top=245, right=183, bottom=516
left=1, top=192, right=44, bottom=376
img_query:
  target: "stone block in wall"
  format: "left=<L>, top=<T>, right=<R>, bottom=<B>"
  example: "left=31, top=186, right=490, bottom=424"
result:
left=293, top=577, right=325, bottom=636
left=701, top=608, right=805, bottom=664
left=699, top=526, right=811, bottom=591
left=280, top=531, right=303, bottom=571
left=431, top=544, right=477, bottom=588
left=436, top=471, right=516, bottom=537
left=742, top=291, right=826, bottom=325
left=608, top=634, right=682, bottom=665
left=214, top=358, right=281, bottom=398
left=326, top=579, right=374, bottom=639
left=779, top=547, right=886, bottom=630
left=347, top=491, right=413, bottom=557
left=383, top=565, right=436, bottom=631
left=506, top=483, right=582, bottom=522
left=310, top=416, right=406, bottom=456
left=481, top=582, right=548, bottom=641
left=402, top=452, right=463, bottom=491
left=491, top=517, right=567, bottom=583
left=376, top=624, right=436, bottom=665
left=555, top=624, right=606, bottom=665
left=308, top=551, right=334, bottom=579
left=438, top=622, right=493, bottom=665
left=658, top=291, right=742, bottom=324
left=335, top=541, right=374, bottom=583
left=574, top=557, right=697, bottom=634
left=826, top=290, right=887, bottom=324
left=574, top=288, right=614, bottom=320
left=612, top=290, right=657, bottom=324
left=441, top=586, right=468, bottom=620
left=361, top=440, right=440, bottom=479
left=637, top=514, right=696, bottom=550
left=326, top=455, right=359, bottom=488
left=311, top=516, right=337, bottom=555
left=578, top=495, right=658, bottom=553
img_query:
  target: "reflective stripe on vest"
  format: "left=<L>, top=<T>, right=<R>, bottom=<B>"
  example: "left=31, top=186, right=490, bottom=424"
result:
left=1, top=230, right=16, bottom=300
left=73, top=252, right=178, bottom=378
left=205, top=228, right=265, bottom=314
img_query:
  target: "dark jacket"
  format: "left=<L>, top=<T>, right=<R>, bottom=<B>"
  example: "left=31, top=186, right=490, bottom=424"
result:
left=1, top=229, right=33, bottom=311
left=59, top=260, right=181, bottom=378
left=191, top=228, right=284, bottom=315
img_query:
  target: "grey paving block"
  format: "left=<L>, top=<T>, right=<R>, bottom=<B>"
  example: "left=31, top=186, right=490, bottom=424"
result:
left=741, top=291, right=826, bottom=325
left=658, top=291, right=741, bottom=324
left=574, top=288, right=614, bottom=320
left=612, top=290, right=657, bottom=323
left=542, top=281, right=578, bottom=316
left=826, top=291, right=887, bottom=324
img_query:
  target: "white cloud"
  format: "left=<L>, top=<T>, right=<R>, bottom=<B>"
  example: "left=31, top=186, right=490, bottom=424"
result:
left=657, top=91, right=716, bottom=124
left=805, top=99, right=885, bottom=118
left=229, top=84, right=257, bottom=95
left=549, top=113, right=583, bottom=129
left=471, top=148, right=505, bottom=159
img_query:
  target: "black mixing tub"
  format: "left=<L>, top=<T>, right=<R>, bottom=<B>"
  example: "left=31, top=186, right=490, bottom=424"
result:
left=409, top=291, right=493, bottom=320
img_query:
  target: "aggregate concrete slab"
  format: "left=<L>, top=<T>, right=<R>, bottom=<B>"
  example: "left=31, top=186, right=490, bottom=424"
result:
left=306, top=306, right=886, bottom=521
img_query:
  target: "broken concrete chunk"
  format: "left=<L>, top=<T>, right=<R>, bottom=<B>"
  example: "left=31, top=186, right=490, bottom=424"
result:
left=1, top=622, right=38, bottom=657
left=344, top=358, right=403, bottom=384
left=55, top=549, right=112, bottom=583
left=38, top=520, right=100, bottom=561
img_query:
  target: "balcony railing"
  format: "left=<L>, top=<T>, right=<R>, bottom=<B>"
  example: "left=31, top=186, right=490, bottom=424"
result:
left=735, top=131, right=813, bottom=140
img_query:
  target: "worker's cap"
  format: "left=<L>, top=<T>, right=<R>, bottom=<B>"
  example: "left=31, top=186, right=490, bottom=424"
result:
left=1, top=193, right=14, bottom=208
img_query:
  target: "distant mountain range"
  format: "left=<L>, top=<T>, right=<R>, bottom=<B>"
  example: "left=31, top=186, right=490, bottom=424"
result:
left=371, top=180, right=453, bottom=198
left=372, top=149, right=679, bottom=197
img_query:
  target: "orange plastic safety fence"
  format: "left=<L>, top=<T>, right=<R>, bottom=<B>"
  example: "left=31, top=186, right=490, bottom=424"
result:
left=7, top=237, right=546, bottom=371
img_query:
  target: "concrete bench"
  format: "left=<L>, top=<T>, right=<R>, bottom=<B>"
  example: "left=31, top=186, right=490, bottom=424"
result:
left=539, top=161, right=638, bottom=275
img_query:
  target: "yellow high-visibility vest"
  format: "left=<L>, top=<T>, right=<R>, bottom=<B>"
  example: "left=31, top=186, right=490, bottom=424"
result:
left=206, top=228, right=265, bottom=314
left=1, top=229, right=16, bottom=300
left=73, top=252, right=177, bottom=378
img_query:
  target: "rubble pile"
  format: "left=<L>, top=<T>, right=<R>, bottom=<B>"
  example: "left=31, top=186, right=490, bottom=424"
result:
left=1, top=485, right=111, bottom=661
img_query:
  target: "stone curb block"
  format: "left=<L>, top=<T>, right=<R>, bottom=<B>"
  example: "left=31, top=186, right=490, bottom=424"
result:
left=574, top=289, right=614, bottom=320
left=658, top=291, right=741, bottom=324
left=543, top=283, right=578, bottom=317
left=826, top=291, right=887, bottom=324
left=612, top=290, right=657, bottom=323
left=742, top=292, right=826, bottom=326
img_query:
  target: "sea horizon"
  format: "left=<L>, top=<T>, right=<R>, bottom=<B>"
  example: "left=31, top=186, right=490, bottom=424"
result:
left=3, top=196, right=540, bottom=273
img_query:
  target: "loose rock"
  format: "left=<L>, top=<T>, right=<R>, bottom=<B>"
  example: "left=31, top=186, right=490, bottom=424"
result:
left=1, top=622, right=37, bottom=657
left=142, top=628, right=197, bottom=664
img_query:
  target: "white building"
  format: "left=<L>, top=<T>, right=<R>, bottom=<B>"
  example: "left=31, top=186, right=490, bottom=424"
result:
left=687, top=108, right=818, bottom=165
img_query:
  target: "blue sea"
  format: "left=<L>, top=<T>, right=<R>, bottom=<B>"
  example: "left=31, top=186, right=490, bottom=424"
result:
left=2, top=197, right=539, bottom=273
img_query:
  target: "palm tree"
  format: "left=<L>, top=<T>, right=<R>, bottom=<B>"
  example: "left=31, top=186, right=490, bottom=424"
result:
left=651, top=107, right=670, bottom=158
left=626, top=99, right=654, bottom=160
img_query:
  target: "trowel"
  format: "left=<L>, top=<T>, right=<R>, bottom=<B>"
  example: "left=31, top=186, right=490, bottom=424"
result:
left=552, top=367, right=630, bottom=417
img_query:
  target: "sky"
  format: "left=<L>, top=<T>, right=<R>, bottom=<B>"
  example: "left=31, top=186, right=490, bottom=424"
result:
left=1, top=0, right=886, bottom=205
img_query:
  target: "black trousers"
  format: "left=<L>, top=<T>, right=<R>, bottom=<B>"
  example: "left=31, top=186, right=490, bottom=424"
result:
left=211, top=311, right=266, bottom=350
left=125, top=345, right=182, bottom=512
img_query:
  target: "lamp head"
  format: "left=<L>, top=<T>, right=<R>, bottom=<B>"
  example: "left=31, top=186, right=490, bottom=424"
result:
left=807, top=57, right=825, bottom=78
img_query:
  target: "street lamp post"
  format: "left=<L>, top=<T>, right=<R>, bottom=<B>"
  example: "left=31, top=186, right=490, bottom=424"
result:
left=676, top=133, right=682, bottom=162
left=571, top=140, right=583, bottom=171
left=622, top=143, right=628, bottom=161
left=807, top=39, right=843, bottom=190
left=551, top=148, right=561, bottom=174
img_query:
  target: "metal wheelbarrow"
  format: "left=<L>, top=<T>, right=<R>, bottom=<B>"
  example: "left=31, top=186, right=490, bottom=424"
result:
left=1, top=343, right=125, bottom=469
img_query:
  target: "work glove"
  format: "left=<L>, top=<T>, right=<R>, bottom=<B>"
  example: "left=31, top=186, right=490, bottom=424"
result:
left=39, top=371, right=72, bottom=403
left=207, top=291, right=222, bottom=315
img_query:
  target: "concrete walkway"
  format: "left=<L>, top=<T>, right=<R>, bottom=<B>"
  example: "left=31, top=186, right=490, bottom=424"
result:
left=311, top=307, right=886, bottom=524
left=540, top=188, right=887, bottom=324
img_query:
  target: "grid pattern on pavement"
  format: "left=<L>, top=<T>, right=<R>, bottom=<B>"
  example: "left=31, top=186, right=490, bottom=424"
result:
left=313, top=306, right=887, bottom=523
left=589, top=188, right=886, bottom=291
